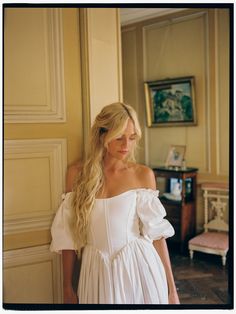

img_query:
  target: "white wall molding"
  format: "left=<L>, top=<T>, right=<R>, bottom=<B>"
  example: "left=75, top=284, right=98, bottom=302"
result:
left=120, top=8, right=187, bottom=26
left=5, top=8, right=66, bottom=123
left=4, top=212, right=54, bottom=235
left=4, top=138, right=67, bottom=234
left=142, top=10, right=206, bottom=32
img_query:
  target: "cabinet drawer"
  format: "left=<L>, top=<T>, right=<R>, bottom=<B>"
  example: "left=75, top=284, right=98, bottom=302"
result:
left=163, top=204, right=181, bottom=219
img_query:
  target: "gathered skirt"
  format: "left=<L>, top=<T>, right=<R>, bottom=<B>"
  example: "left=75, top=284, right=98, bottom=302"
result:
left=78, top=238, right=168, bottom=304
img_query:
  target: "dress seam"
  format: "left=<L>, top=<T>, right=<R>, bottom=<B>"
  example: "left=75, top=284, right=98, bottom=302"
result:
left=104, top=200, right=112, bottom=257
left=126, top=193, right=136, bottom=243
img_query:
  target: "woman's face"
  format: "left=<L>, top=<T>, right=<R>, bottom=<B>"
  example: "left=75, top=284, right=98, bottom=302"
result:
left=106, top=119, right=137, bottom=160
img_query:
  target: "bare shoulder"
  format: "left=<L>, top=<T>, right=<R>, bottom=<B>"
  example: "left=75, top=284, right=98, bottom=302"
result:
left=65, top=161, right=83, bottom=192
left=134, top=163, right=156, bottom=190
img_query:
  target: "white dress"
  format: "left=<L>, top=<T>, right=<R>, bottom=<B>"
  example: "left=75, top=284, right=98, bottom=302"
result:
left=50, top=188, right=175, bottom=304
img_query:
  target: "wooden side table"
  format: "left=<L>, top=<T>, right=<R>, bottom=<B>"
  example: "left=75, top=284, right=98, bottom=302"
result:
left=153, top=166, right=198, bottom=252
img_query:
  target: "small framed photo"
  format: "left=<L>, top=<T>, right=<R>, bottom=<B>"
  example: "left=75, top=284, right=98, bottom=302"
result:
left=165, top=145, right=186, bottom=168
left=144, top=76, right=197, bottom=127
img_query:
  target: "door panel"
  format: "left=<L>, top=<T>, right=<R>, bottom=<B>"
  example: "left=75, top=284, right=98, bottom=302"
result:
left=4, top=8, right=83, bottom=303
left=3, top=245, right=62, bottom=303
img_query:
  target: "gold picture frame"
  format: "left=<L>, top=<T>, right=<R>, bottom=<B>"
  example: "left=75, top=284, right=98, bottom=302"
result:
left=144, top=76, right=197, bottom=127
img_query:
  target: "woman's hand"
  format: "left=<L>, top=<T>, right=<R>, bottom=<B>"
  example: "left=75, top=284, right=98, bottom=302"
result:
left=63, top=286, right=78, bottom=304
left=168, top=290, right=180, bottom=304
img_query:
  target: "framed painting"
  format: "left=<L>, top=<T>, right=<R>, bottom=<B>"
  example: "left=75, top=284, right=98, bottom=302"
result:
left=165, top=145, right=186, bottom=168
left=144, top=76, right=197, bottom=127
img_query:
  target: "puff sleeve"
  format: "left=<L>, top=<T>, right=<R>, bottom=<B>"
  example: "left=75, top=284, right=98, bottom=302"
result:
left=137, top=189, right=175, bottom=241
left=50, top=192, right=77, bottom=254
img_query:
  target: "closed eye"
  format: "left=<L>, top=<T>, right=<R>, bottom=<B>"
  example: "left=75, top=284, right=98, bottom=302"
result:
left=130, top=134, right=137, bottom=140
left=115, top=134, right=137, bottom=141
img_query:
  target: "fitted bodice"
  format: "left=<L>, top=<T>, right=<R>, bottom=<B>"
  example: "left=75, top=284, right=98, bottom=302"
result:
left=87, top=190, right=141, bottom=258
left=50, top=188, right=174, bottom=256
left=50, top=188, right=175, bottom=304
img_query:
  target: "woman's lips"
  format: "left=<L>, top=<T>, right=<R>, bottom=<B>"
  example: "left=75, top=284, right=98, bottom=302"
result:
left=118, top=150, right=128, bottom=154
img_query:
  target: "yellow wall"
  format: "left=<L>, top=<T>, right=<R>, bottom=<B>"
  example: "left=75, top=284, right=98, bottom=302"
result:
left=5, top=9, right=83, bottom=166
left=87, top=8, right=123, bottom=123
left=122, top=9, right=229, bottom=230
left=79, top=8, right=123, bottom=146
left=4, top=9, right=82, bottom=251
left=4, top=8, right=83, bottom=303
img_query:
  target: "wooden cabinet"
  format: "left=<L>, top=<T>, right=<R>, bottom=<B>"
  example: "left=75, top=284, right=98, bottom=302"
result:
left=153, top=167, right=198, bottom=252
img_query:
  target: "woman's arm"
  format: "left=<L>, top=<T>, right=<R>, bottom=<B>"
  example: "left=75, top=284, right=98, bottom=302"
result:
left=138, top=165, right=180, bottom=304
left=62, top=163, right=81, bottom=303
left=62, top=250, right=78, bottom=303
left=153, top=239, right=180, bottom=304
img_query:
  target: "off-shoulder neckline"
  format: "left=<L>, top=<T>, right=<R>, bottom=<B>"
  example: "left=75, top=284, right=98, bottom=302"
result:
left=63, top=188, right=159, bottom=201
left=96, top=189, right=137, bottom=201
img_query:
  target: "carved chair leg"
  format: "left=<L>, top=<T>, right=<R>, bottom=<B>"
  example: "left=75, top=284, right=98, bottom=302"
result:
left=222, top=255, right=226, bottom=266
left=189, top=249, right=194, bottom=260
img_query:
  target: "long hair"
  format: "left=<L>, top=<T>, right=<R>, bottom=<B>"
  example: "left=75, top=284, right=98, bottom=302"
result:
left=72, top=102, right=142, bottom=254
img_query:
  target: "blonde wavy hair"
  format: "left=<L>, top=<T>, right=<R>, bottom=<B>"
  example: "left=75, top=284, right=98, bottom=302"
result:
left=72, top=102, right=142, bottom=254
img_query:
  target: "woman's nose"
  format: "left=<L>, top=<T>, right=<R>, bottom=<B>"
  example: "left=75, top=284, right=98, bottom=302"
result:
left=121, top=138, right=128, bottom=148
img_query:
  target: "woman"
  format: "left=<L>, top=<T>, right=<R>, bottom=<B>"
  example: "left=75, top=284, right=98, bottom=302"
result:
left=50, top=102, right=180, bottom=304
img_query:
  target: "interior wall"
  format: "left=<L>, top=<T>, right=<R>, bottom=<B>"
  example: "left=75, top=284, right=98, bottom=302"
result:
left=122, top=8, right=229, bottom=231
left=4, top=8, right=83, bottom=249
left=80, top=8, right=123, bottom=147
left=4, top=8, right=82, bottom=303
left=87, top=8, right=123, bottom=123
left=143, top=13, right=208, bottom=173
left=4, top=9, right=83, bottom=166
